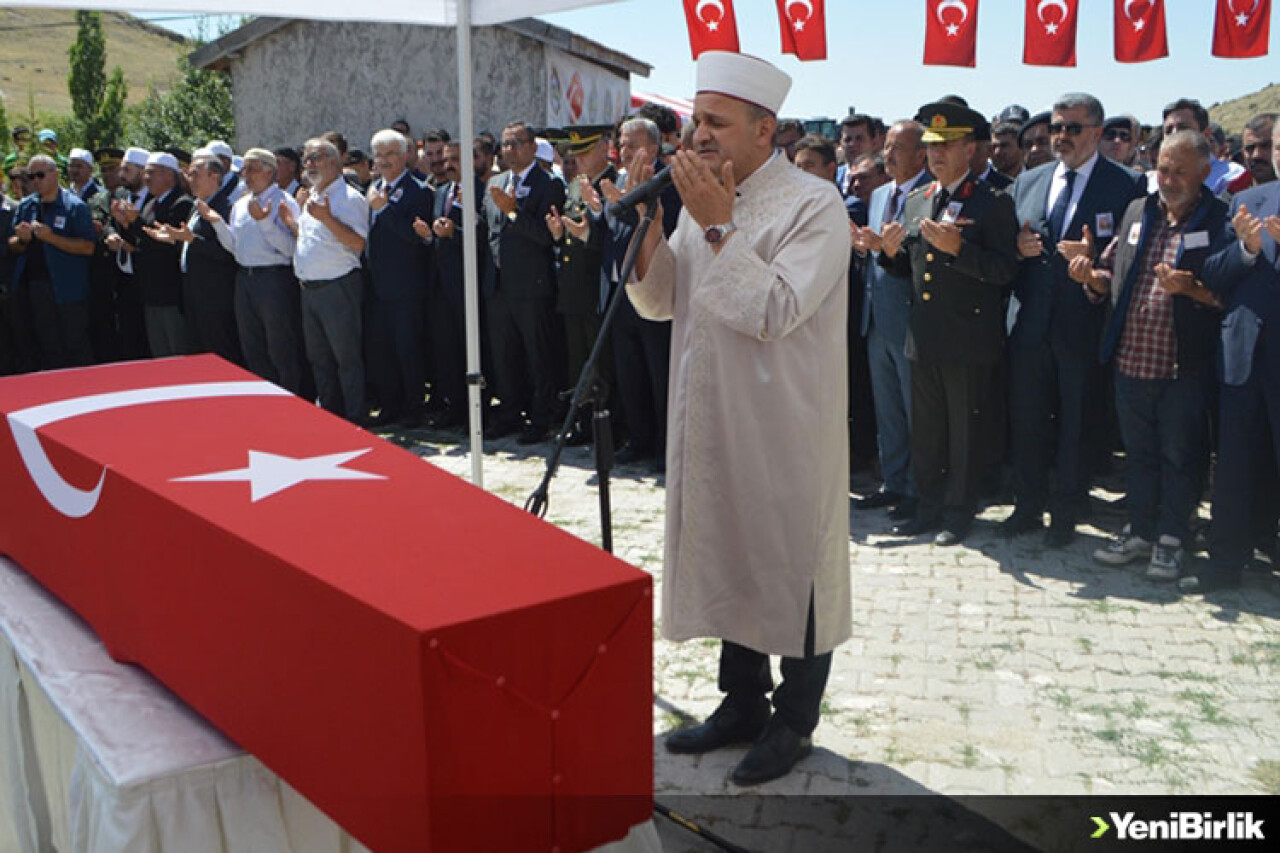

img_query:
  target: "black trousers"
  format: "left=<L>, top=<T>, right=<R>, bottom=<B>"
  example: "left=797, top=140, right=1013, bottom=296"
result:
left=611, top=297, right=670, bottom=454
left=27, top=279, right=92, bottom=369
left=717, top=594, right=832, bottom=737
left=911, top=360, right=1002, bottom=525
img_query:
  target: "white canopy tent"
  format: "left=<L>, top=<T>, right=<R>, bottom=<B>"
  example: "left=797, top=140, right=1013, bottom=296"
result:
left=18, top=0, right=626, bottom=487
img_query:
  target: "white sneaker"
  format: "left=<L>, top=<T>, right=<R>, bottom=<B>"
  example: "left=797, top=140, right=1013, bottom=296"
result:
left=1146, top=536, right=1185, bottom=581
left=1093, top=526, right=1152, bottom=566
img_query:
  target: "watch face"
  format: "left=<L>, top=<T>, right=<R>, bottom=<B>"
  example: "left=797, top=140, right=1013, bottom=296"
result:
left=705, top=226, right=723, bottom=244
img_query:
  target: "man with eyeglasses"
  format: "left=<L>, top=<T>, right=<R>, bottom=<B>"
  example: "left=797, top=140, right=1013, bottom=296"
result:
left=7, top=154, right=95, bottom=369
left=1160, top=99, right=1245, bottom=197
left=1019, top=112, right=1054, bottom=171
left=1004, top=93, right=1144, bottom=547
left=1100, top=115, right=1141, bottom=171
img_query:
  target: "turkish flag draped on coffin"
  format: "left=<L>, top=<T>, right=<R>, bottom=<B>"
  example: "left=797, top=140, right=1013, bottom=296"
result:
left=924, top=0, right=979, bottom=67
left=683, top=0, right=741, bottom=58
left=0, top=356, right=652, bottom=853
left=1114, top=0, right=1169, bottom=62
left=777, top=0, right=828, bottom=60
left=1212, top=0, right=1271, bottom=58
left=1023, top=0, right=1079, bottom=66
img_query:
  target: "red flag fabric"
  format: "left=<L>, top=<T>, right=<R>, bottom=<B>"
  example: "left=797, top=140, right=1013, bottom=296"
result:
left=924, top=0, right=979, bottom=67
left=777, top=0, right=828, bottom=60
left=683, top=0, right=741, bottom=58
left=1213, top=0, right=1271, bottom=58
left=1114, top=0, right=1169, bottom=62
left=1023, top=0, right=1079, bottom=66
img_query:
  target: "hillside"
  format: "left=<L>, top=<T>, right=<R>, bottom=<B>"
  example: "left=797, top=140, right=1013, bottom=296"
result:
left=1209, top=82, right=1280, bottom=135
left=0, top=8, right=190, bottom=118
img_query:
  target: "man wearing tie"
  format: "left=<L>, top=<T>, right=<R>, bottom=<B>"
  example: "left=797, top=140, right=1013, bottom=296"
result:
left=850, top=120, right=931, bottom=520
left=879, top=102, right=1019, bottom=546
left=486, top=121, right=567, bottom=445
left=1004, top=93, right=1144, bottom=546
left=104, top=147, right=151, bottom=360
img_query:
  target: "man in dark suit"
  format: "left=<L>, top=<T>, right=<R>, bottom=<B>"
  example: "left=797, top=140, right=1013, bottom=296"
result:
left=487, top=121, right=567, bottom=445
left=163, top=153, right=242, bottom=365
left=366, top=129, right=435, bottom=426
left=879, top=102, right=1019, bottom=546
left=417, top=139, right=492, bottom=428
left=120, top=152, right=193, bottom=357
left=850, top=120, right=931, bottom=519
left=1004, top=93, right=1145, bottom=546
left=1184, top=144, right=1280, bottom=591
left=545, top=126, right=616, bottom=444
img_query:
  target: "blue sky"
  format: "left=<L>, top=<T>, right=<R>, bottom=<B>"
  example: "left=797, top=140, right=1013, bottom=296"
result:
left=142, top=1, right=1276, bottom=125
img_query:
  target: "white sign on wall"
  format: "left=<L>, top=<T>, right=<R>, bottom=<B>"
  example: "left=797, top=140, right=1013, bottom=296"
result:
left=544, top=46, right=628, bottom=129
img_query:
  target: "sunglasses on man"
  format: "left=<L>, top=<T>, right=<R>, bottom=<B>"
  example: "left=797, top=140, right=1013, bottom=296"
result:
left=1103, top=129, right=1132, bottom=142
left=1049, top=122, right=1098, bottom=137
left=29, top=170, right=51, bottom=180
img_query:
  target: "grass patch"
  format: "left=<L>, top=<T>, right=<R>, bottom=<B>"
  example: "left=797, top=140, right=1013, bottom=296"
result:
left=958, top=744, right=980, bottom=769
left=1177, top=690, right=1232, bottom=726
left=1249, top=760, right=1280, bottom=795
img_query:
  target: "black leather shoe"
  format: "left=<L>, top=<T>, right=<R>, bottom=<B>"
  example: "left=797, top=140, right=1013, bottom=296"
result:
left=517, top=423, right=548, bottom=445
left=614, top=442, right=653, bottom=466
left=730, top=717, right=812, bottom=786
left=1178, top=565, right=1243, bottom=594
left=855, top=490, right=903, bottom=510
left=891, top=515, right=940, bottom=537
left=1000, top=511, right=1043, bottom=538
left=483, top=416, right=521, bottom=440
left=1044, top=523, right=1075, bottom=548
left=665, top=700, right=770, bottom=755
left=934, top=526, right=969, bottom=547
left=888, top=497, right=918, bottom=521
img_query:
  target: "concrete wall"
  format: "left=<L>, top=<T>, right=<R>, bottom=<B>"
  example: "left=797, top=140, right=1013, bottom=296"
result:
left=228, top=20, right=549, bottom=151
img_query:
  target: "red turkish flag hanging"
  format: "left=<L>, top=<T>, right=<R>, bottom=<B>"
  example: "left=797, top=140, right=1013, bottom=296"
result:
left=683, top=0, right=741, bottom=58
left=924, top=0, right=979, bottom=67
left=1114, top=0, right=1169, bottom=62
left=777, top=0, right=828, bottom=60
left=1213, top=0, right=1271, bottom=58
left=1024, top=0, right=1079, bottom=66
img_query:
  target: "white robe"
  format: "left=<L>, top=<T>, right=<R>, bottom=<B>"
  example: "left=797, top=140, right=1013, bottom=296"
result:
left=627, top=153, right=852, bottom=658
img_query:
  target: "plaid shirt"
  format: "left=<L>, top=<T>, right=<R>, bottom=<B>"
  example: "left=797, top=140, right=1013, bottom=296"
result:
left=1111, top=209, right=1184, bottom=380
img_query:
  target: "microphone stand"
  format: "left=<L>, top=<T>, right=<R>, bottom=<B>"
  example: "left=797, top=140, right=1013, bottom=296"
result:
left=524, top=202, right=656, bottom=555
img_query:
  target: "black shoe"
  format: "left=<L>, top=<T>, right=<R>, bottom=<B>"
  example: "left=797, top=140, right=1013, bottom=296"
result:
left=427, top=407, right=466, bottom=430
left=855, top=490, right=903, bottom=510
left=1000, top=510, right=1043, bottom=538
left=934, top=525, right=969, bottom=547
left=1044, top=523, right=1075, bottom=548
left=517, top=423, right=548, bottom=445
left=614, top=442, right=653, bottom=466
left=730, top=717, right=813, bottom=786
left=665, top=700, right=770, bottom=755
left=560, top=426, right=591, bottom=447
left=888, top=497, right=918, bottom=521
left=891, top=515, right=940, bottom=537
left=1178, top=564, right=1244, bottom=594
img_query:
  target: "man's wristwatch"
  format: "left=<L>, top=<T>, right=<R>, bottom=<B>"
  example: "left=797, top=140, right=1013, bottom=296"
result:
left=506, top=210, right=517, bottom=222
left=704, top=222, right=737, bottom=244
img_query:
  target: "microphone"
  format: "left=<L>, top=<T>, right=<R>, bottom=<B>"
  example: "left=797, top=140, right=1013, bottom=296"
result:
left=607, top=166, right=672, bottom=217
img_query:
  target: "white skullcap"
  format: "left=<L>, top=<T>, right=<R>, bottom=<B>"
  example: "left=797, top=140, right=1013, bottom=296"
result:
left=123, top=147, right=150, bottom=167
left=192, top=146, right=213, bottom=159
left=695, top=51, right=792, bottom=115
left=146, top=151, right=180, bottom=171
left=232, top=155, right=243, bottom=172
left=535, top=138, right=555, bottom=163
left=206, top=140, right=234, bottom=160
left=69, top=148, right=94, bottom=166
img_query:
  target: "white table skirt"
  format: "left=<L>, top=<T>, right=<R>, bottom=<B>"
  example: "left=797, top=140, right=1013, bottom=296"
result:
left=0, top=557, right=660, bottom=853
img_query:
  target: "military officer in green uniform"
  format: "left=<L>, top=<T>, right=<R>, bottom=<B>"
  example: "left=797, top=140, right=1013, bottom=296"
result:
left=879, top=102, right=1019, bottom=546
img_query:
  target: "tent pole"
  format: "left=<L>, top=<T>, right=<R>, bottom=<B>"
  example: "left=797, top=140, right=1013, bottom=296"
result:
left=456, top=0, right=484, bottom=486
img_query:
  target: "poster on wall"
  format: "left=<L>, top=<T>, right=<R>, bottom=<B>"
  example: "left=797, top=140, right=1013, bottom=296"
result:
left=545, top=45, right=629, bottom=128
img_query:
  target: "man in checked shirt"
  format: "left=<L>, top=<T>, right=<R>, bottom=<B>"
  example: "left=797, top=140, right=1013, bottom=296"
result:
left=1065, top=131, right=1235, bottom=582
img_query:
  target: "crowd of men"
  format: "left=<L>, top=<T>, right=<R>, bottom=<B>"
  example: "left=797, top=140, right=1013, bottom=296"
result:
left=1, top=91, right=1277, bottom=592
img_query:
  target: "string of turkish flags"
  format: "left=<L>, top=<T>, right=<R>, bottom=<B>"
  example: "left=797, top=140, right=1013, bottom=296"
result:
left=682, top=0, right=829, bottom=60
left=925, top=0, right=1271, bottom=67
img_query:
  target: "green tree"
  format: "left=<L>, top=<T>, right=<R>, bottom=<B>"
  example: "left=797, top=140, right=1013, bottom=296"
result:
left=97, top=67, right=128, bottom=148
left=128, top=59, right=233, bottom=151
left=0, top=96, right=10, bottom=155
left=67, top=11, right=107, bottom=146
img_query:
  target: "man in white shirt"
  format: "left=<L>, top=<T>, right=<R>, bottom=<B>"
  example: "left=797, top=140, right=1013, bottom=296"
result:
left=279, top=139, right=369, bottom=423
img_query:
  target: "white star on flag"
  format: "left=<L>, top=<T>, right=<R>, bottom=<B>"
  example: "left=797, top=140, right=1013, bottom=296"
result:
left=1045, top=22, right=1058, bottom=35
left=946, top=23, right=959, bottom=36
left=1133, top=19, right=1145, bottom=31
left=794, top=20, right=805, bottom=31
left=173, top=449, right=385, bottom=502
left=708, top=20, right=718, bottom=31
left=1236, top=13, right=1250, bottom=26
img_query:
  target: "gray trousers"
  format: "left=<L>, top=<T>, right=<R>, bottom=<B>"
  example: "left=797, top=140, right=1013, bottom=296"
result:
left=144, top=305, right=190, bottom=358
left=235, top=266, right=305, bottom=395
left=301, top=269, right=364, bottom=421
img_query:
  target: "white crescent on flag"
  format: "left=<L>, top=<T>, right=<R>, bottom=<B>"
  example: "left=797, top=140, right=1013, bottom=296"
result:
left=7, top=381, right=292, bottom=518
left=1037, top=0, right=1071, bottom=24
left=936, top=0, right=970, bottom=26
left=785, top=0, right=815, bottom=26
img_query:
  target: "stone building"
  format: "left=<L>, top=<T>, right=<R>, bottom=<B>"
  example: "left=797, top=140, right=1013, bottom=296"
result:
left=189, top=16, right=651, bottom=150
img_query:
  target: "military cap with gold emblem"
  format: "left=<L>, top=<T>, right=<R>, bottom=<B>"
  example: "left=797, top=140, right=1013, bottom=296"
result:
left=545, top=124, right=613, bottom=156
left=916, top=101, right=987, bottom=144
left=94, top=147, right=125, bottom=168
left=165, top=147, right=193, bottom=169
